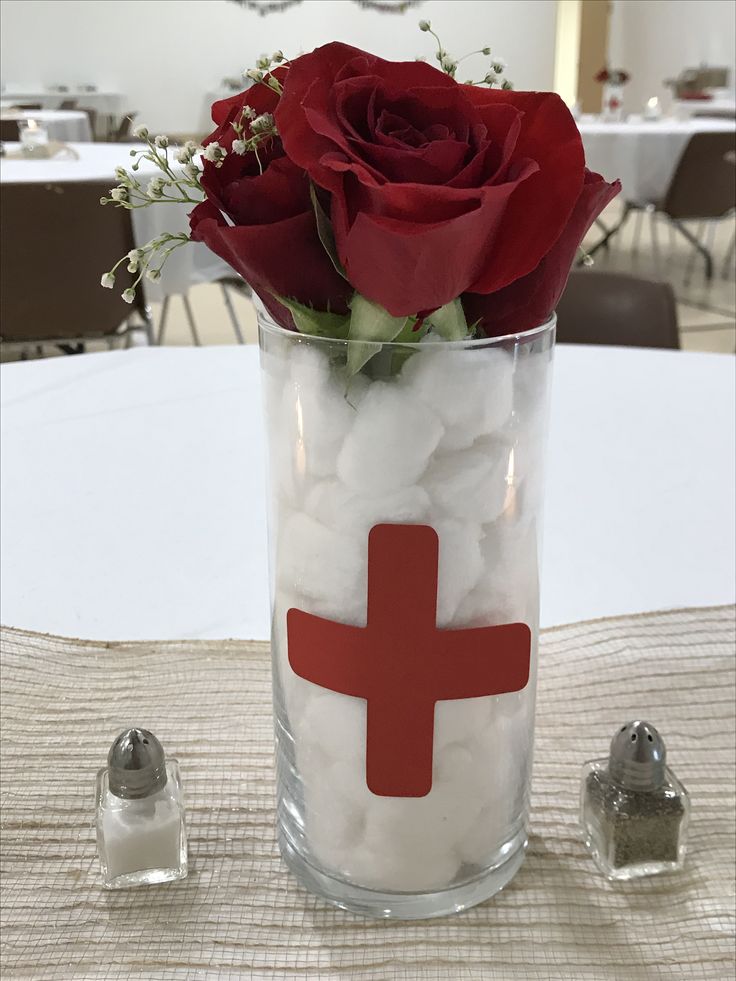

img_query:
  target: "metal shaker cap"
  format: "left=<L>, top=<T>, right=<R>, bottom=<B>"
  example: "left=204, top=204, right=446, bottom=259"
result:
left=107, top=728, right=168, bottom=799
left=608, top=720, right=667, bottom=791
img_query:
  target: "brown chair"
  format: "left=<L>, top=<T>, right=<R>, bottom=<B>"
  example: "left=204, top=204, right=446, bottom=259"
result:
left=660, top=131, right=736, bottom=278
left=692, top=109, right=736, bottom=120
left=58, top=99, right=79, bottom=110
left=111, top=112, right=139, bottom=142
left=0, top=118, right=20, bottom=142
left=78, top=106, right=98, bottom=139
left=556, top=270, right=680, bottom=349
left=15, top=102, right=42, bottom=111
left=588, top=131, right=736, bottom=278
left=0, top=181, right=152, bottom=351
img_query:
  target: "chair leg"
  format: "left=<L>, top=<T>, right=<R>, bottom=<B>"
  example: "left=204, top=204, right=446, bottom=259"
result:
left=585, top=203, right=633, bottom=260
left=671, top=218, right=714, bottom=280
left=648, top=207, right=662, bottom=277
left=723, top=227, right=736, bottom=279
left=631, top=208, right=645, bottom=255
left=182, top=293, right=202, bottom=346
left=157, top=295, right=171, bottom=346
left=220, top=282, right=245, bottom=344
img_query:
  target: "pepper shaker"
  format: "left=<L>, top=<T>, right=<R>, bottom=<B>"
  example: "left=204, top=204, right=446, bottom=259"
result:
left=96, top=728, right=188, bottom=888
left=580, top=720, right=689, bottom=880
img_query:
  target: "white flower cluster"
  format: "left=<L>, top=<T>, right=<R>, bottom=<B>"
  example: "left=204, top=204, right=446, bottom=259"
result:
left=202, top=141, right=227, bottom=166
left=99, top=125, right=205, bottom=303
left=419, top=19, right=513, bottom=89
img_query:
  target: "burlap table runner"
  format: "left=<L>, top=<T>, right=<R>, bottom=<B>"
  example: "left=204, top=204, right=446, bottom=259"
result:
left=1, top=606, right=734, bottom=980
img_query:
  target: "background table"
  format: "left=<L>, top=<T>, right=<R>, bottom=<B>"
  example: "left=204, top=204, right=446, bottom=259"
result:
left=0, top=88, right=123, bottom=114
left=1, top=345, right=733, bottom=641
left=0, top=141, right=229, bottom=298
left=579, top=117, right=736, bottom=202
left=0, top=108, right=92, bottom=142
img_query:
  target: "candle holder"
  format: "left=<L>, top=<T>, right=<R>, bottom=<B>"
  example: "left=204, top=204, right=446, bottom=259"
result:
left=18, top=118, right=49, bottom=155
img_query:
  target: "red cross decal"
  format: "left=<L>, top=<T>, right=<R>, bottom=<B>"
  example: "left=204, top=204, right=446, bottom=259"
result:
left=287, top=523, right=531, bottom=797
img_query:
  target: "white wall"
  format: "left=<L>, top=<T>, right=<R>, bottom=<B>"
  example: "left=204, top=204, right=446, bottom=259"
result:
left=609, top=0, right=736, bottom=111
left=0, top=0, right=558, bottom=134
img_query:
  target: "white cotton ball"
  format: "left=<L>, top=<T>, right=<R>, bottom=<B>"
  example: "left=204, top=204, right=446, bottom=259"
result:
left=434, top=518, right=484, bottom=627
left=276, top=511, right=367, bottom=618
left=401, top=346, right=514, bottom=450
left=457, top=691, right=534, bottom=867
left=342, top=744, right=484, bottom=891
left=295, top=691, right=366, bottom=768
left=282, top=343, right=356, bottom=480
left=337, top=381, right=444, bottom=495
left=303, top=760, right=368, bottom=873
left=344, top=837, right=461, bottom=893
left=452, top=518, right=540, bottom=628
left=434, top=696, right=494, bottom=753
left=510, top=347, right=553, bottom=434
left=304, top=480, right=431, bottom=542
left=422, top=441, right=510, bottom=525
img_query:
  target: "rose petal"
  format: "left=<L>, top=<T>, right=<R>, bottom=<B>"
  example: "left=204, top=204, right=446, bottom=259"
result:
left=189, top=200, right=352, bottom=328
left=462, top=170, right=621, bottom=336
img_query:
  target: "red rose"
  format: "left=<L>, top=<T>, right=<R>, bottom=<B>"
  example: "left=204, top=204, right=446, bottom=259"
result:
left=463, top=170, right=621, bottom=336
left=189, top=74, right=352, bottom=327
left=277, top=42, right=588, bottom=317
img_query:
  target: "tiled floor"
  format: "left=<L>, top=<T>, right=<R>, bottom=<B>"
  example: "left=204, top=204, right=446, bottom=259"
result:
left=2, top=201, right=734, bottom=360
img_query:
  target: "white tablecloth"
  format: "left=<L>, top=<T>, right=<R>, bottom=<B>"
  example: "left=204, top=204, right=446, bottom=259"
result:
left=1, top=89, right=123, bottom=113
left=0, top=142, right=229, bottom=298
left=0, top=109, right=92, bottom=142
left=579, top=117, right=736, bottom=203
left=1, top=345, right=733, bottom=641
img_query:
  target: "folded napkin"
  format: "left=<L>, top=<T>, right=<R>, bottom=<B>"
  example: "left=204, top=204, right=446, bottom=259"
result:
left=2, top=140, right=79, bottom=161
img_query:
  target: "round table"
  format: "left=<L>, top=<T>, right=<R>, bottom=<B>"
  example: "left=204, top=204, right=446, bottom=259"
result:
left=0, top=89, right=123, bottom=113
left=579, top=117, right=736, bottom=202
left=0, top=142, right=229, bottom=299
left=1, top=344, right=733, bottom=641
left=0, top=109, right=92, bottom=142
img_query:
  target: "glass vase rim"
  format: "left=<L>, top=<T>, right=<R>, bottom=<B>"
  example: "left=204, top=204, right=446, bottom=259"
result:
left=257, top=307, right=556, bottom=349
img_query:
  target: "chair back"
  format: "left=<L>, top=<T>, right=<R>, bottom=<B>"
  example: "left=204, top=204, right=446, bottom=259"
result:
left=0, top=181, right=142, bottom=343
left=15, top=103, right=42, bottom=111
left=78, top=106, right=98, bottom=139
left=0, top=118, right=20, bottom=142
left=692, top=109, right=736, bottom=121
left=556, top=270, right=680, bottom=349
left=58, top=99, right=78, bottom=110
left=662, top=131, right=736, bottom=219
left=113, top=113, right=138, bottom=142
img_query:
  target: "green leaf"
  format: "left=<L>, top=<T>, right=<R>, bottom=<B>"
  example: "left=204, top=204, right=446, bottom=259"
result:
left=347, top=293, right=408, bottom=376
left=309, top=182, right=348, bottom=280
left=425, top=298, right=470, bottom=341
left=276, top=295, right=350, bottom=339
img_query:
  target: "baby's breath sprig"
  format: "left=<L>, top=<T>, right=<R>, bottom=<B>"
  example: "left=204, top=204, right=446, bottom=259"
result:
left=101, top=127, right=209, bottom=212
left=100, top=233, right=191, bottom=305
left=418, top=19, right=513, bottom=89
left=99, top=126, right=212, bottom=303
left=231, top=107, right=279, bottom=173
left=243, top=50, right=289, bottom=96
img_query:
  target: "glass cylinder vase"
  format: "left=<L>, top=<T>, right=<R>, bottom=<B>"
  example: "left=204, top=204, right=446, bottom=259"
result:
left=259, top=309, right=555, bottom=919
left=602, top=82, right=625, bottom=122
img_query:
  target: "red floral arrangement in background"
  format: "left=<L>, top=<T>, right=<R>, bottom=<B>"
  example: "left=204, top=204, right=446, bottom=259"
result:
left=102, top=26, right=620, bottom=341
left=595, top=68, right=631, bottom=86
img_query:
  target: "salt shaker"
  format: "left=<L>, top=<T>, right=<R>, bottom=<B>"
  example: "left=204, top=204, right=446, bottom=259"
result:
left=580, top=720, right=689, bottom=880
left=96, top=728, right=188, bottom=888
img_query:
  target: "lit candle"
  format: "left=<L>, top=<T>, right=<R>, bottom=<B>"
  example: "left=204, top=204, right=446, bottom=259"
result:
left=19, top=117, right=49, bottom=154
left=643, top=96, right=662, bottom=120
